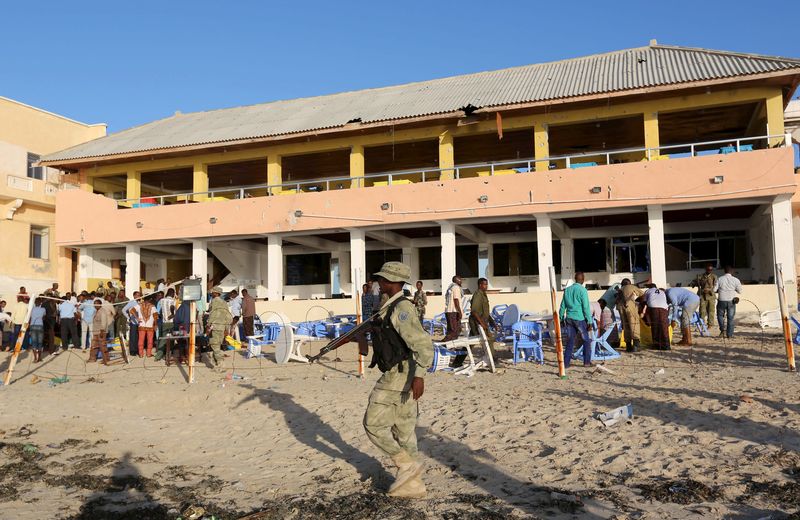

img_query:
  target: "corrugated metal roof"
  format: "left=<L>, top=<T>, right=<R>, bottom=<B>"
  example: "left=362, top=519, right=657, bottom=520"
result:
left=42, top=44, right=800, bottom=164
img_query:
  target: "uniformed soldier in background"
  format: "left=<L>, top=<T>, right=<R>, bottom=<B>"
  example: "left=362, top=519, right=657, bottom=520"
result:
left=206, top=286, right=231, bottom=371
left=362, top=262, right=433, bottom=499
left=693, top=263, right=718, bottom=329
left=618, top=278, right=644, bottom=352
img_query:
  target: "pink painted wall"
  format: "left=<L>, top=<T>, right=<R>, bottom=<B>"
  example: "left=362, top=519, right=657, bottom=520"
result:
left=57, top=148, right=797, bottom=247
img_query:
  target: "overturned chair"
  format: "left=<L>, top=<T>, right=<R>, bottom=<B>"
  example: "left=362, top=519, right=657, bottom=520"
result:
left=429, top=327, right=495, bottom=377
left=573, top=320, right=622, bottom=362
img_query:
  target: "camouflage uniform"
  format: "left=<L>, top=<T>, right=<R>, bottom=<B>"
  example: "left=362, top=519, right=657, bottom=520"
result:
left=364, top=262, right=433, bottom=498
left=696, top=271, right=718, bottom=327
left=619, top=284, right=644, bottom=344
left=412, top=289, right=427, bottom=322
left=363, top=292, right=433, bottom=459
left=207, top=294, right=231, bottom=366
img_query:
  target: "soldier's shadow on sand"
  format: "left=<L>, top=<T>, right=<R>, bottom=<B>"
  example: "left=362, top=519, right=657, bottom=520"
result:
left=72, top=452, right=167, bottom=520
left=237, top=385, right=391, bottom=487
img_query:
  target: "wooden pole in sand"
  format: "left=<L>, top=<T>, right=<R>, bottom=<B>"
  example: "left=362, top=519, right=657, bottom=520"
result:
left=3, top=296, right=36, bottom=386
left=775, top=263, right=796, bottom=372
left=188, top=301, right=196, bottom=383
left=355, top=289, right=364, bottom=377
left=548, top=267, right=566, bottom=379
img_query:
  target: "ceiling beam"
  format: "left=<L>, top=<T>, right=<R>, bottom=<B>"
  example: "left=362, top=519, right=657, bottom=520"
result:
left=283, top=235, right=344, bottom=251
left=550, top=219, right=571, bottom=239
left=365, top=230, right=411, bottom=248
left=454, top=224, right=489, bottom=244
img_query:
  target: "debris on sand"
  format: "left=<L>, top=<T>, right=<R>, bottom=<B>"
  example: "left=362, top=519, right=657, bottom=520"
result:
left=743, top=480, right=800, bottom=507
left=638, top=479, right=722, bottom=504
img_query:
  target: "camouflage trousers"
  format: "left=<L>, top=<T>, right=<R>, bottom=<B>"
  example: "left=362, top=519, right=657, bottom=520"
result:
left=363, top=387, right=419, bottom=458
left=207, top=327, right=226, bottom=365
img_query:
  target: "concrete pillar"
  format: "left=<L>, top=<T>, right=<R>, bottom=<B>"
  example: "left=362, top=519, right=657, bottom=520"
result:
left=478, top=244, right=491, bottom=280
left=350, top=144, right=365, bottom=188
left=267, top=155, right=282, bottom=194
left=438, top=131, right=455, bottom=180
left=402, top=246, right=420, bottom=283
left=350, top=229, right=366, bottom=298
left=560, top=238, right=575, bottom=284
left=125, top=244, right=141, bottom=294
left=266, top=235, right=283, bottom=301
left=126, top=171, right=141, bottom=201
left=647, top=205, right=667, bottom=287
left=57, top=247, right=73, bottom=293
left=765, top=91, right=786, bottom=147
left=193, top=161, right=208, bottom=201
left=77, top=247, right=92, bottom=293
left=191, top=239, right=208, bottom=303
left=644, top=111, right=660, bottom=158
left=256, top=253, right=268, bottom=299
left=771, top=194, right=797, bottom=307
left=535, top=214, right=553, bottom=290
left=534, top=122, right=549, bottom=172
left=440, top=222, right=456, bottom=290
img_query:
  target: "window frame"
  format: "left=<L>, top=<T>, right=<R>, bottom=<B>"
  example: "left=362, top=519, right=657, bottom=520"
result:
left=27, top=153, right=44, bottom=180
left=29, top=225, right=49, bottom=260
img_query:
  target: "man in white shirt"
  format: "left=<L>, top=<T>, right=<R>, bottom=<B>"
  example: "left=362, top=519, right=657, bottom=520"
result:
left=442, top=276, right=463, bottom=341
left=122, top=291, right=142, bottom=356
left=227, top=289, right=243, bottom=340
left=57, top=297, right=80, bottom=351
left=714, top=266, right=743, bottom=339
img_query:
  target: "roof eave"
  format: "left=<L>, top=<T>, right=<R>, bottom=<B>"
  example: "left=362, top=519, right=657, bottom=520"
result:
left=40, top=68, right=800, bottom=170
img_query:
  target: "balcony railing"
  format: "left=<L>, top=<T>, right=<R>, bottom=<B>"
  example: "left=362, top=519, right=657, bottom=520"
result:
left=113, top=133, right=790, bottom=208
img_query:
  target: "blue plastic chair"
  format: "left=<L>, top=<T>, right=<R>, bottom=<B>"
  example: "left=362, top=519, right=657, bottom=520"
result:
left=690, top=311, right=709, bottom=337
left=424, top=313, right=447, bottom=335
left=739, top=144, right=754, bottom=152
left=791, top=316, right=800, bottom=345
left=511, top=321, right=544, bottom=364
left=574, top=320, right=622, bottom=362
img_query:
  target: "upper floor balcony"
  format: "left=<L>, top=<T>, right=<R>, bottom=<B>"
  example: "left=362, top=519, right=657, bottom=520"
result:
left=101, top=133, right=792, bottom=208
left=55, top=133, right=797, bottom=247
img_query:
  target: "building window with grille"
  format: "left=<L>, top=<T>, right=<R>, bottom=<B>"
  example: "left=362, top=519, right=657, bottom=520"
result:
left=27, top=153, right=44, bottom=180
left=30, top=226, right=49, bottom=260
left=664, top=231, right=749, bottom=270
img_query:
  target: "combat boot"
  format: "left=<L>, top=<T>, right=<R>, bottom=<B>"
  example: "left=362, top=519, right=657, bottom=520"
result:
left=626, top=339, right=638, bottom=353
left=388, top=451, right=424, bottom=494
left=387, top=474, right=427, bottom=499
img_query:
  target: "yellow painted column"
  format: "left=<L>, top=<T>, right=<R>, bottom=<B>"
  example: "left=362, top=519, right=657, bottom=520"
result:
left=644, top=111, right=660, bottom=159
left=349, top=145, right=365, bottom=188
left=193, top=162, right=208, bottom=201
left=267, top=155, right=282, bottom=194
left=765, top=91, right=786, bottom=147
left=439, top=131, right=454, bottom=180
left=534, top=122, right=549, bottom=172
left=79, top=173, right=93, bottom=193
left=126, top=171, right=141, bottom=201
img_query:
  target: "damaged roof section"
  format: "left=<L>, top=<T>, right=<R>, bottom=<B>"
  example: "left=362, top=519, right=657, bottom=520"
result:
left=42, top=44, right=800, bottom=164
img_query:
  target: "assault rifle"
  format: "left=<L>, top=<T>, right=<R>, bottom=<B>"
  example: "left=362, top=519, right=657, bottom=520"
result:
left=307, top=310, right=381, bottom=363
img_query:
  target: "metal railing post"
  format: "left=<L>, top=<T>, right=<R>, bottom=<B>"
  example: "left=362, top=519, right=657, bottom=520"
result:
left=566, top=156, right=571, bottom=168
left=490, top=164, right=495, bottom=176
left=690, top=144, right=695, bottom=157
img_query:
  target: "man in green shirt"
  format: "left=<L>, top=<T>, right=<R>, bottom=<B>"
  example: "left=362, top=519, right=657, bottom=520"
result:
left=559, top=272, right=593, bottom=367
left=464, top=277, right=497, bottom=364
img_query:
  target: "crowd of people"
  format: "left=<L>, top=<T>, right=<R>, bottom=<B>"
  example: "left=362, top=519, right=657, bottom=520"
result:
left=0, top=279, right=258, bottom=369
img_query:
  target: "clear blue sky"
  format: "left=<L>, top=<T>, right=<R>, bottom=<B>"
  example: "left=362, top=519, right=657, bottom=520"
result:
left=3, top=0, right=799, bottom=133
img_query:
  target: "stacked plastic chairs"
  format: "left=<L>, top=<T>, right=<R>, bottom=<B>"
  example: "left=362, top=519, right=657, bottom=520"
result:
left=511, top=321, right=544, bottom=364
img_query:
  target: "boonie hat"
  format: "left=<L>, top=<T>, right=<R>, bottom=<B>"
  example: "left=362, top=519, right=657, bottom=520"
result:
left=374, top=261, right=411, bottom=283
left=211, top=286, right=224, bottom=294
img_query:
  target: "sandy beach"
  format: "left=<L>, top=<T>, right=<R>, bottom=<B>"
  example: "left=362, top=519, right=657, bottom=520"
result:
left=1, top=324, right=799, bottom=519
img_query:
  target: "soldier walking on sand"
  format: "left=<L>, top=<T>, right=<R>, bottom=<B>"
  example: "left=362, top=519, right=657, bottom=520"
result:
left=206, top=286, right=231, bottom=371
left=361, top=262, right=433, bottom=499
